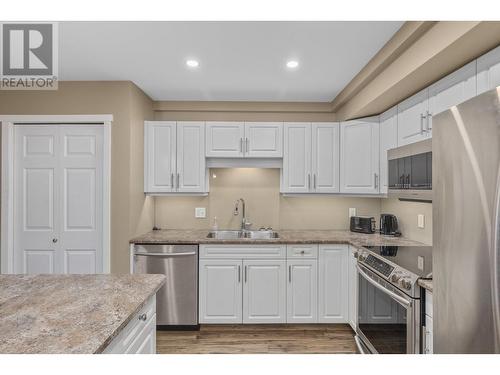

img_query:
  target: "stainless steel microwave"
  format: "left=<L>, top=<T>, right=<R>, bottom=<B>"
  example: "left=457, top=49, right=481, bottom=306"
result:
left=387, top=139, right=432, bottom=202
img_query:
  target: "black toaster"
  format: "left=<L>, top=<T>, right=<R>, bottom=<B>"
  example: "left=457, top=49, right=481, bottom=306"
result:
left=350, top=216, right=376, bottom=234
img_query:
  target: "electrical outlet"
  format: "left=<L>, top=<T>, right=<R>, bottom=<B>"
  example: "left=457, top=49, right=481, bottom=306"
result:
left=417, top=214, right=425, bottom=229
left=417, top=256, right=424, bottom=271
left=349, top=208, right=356, bottom=218
left=195, top=207, right=206, bottom=218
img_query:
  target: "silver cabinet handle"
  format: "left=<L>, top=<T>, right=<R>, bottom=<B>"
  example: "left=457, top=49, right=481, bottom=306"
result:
left=289, top=265, right=292, bottom=283
left=426, top=110, right=432, bottom=132
left=238, top=265, right=241, bottom=283
left=52, top=238, right=58, bottom=243
left=246, top=138, right=249, bottom=153
left=313, top=174, right=317, bottom=190
left=374, top=173, right=378, bottom=189
left=244, top=265, right=247, bottom=283
left=176, top=173, right=180, bottom=189
left=420, top=113, right=426, bottom=134
left=240, top=138, right=243, bottom=153
left=308, top=174, right=311, bottom=189
left=138, top=313, right=147, bottom=321
left=170, top=173, right=174, bottom=188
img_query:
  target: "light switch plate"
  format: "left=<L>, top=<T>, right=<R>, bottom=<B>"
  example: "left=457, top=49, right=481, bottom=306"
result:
left=417, top=214, right=425, bottom=228
left=195, top=207, right=206, bottom=218
left=417, top=256, right=424, bottom=271
left=349, top=208, right=356, bottom=218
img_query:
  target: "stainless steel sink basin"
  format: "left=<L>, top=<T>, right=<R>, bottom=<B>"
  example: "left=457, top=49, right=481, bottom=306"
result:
left=206, top=230, right=279, bottom=240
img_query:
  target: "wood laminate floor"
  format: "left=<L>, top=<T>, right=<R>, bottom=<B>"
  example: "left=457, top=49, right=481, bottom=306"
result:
left=156, top=324, right=357, bottom=354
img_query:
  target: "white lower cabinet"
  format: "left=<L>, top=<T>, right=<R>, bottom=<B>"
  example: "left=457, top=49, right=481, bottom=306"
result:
left=103, top=296, right=157, bottom=354
left=286, top=259, right=318, bottom=323
left=424, top=289, right=433, bottom=354
left=243, top=260, right=286, bottom=323
left=318, top=245, right=349, bottom=323
left=199, top=259, right=243, bottom=324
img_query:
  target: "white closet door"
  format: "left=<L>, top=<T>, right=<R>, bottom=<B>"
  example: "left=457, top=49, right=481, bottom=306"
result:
left=59, top=126, right=103, bottom=274
left=14, top=126, right=60, bottom=274
left=14, top=125, right=104, bottom=274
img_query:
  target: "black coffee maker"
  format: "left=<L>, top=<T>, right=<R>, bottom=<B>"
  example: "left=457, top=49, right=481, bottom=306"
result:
left=380, top=214, right=401, bottom=236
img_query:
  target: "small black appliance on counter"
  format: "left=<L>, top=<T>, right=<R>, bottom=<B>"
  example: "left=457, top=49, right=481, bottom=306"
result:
left=380, top=213, right=401, bottom=236
left=350, top=216, right=375, bottom=234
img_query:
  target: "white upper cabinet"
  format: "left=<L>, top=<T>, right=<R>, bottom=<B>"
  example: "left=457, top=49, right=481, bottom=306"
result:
left=176, top=122, right=206, bottom=192
left=206, top=121, right=282, bottom=158
left=244, top=122, right=283, bottom=158
left=397, top=89, right=429, bottom=146
left=311, top=122, right=340, bottom=193
left=340, top=117, right=380, bottom=194
left=282, top=123, right=312, bottom=193
left=206, top=122, right=245, bottom=157
left=379, top=107, right=398, bottom=194
left=477, top=44, right=500, bottom=94
left=145, top=121, right=206, bottom=194
left=428, top=61, right=477, bottom=133
left=144, top=121, right=177, bottom=193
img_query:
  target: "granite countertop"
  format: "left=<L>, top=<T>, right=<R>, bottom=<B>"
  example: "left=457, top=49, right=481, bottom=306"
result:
left=0, top=274, right=165, bottom=354
left=418, top=278, right=433, bottom=292
left=130, top=229, right=425, bottom=248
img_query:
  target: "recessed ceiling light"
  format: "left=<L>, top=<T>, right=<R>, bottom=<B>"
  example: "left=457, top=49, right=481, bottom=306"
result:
left=286, top=60, right=299, bottom=69
left=186, top=59, right=199, bottom=68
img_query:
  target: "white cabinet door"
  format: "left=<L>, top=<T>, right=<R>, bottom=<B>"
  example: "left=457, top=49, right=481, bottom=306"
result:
left=347, top=247, right=358, bottom=330
left=477, top=44, right=500, bottom=94
left=282, top=123, right=312, bottom=193
left=286, top=259, right=318, bottom=323
left=205, top=122, right=245, bottom=157
left=176, top=122, right=206, bottom=192
left=243, top=260, right=286, bottom=323
left=311, top=122, right=340, bottom=193
left=144, top=121, right=176, bottom=193
left=318, top=245, right=348, bottom=323
left=379, top=107, right=398, bottom=194
left=397, top=89, right=429, bottom=146
left=199, top=259, right=243, bottom=324
left=428, top=61, right=477, bottom=134
left=244, top=122, right=283, bottom=158
left=340, top=117, right=380, bottom=194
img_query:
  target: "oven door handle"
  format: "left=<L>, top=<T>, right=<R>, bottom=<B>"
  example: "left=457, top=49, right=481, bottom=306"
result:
left=356, top=264, right=412, bottom=308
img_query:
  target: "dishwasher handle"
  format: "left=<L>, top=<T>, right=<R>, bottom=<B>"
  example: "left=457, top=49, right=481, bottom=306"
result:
left=134, top=251, right=197, bottom=257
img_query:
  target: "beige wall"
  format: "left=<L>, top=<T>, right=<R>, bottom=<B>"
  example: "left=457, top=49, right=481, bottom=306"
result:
left=155, top=168, right=382, bottom=231
left=381, top=199, right=432, bottom=245
left=0, top=81, right=154, bottom=273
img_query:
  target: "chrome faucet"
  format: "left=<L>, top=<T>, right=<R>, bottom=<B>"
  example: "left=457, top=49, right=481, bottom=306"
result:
left=234, top=198, right=251, bottom=231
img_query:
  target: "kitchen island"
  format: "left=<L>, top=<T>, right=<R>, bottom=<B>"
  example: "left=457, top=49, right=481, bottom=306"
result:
left=0, top=274, right=165, bottom=354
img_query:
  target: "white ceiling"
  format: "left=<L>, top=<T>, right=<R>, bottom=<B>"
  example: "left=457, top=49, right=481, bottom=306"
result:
left=59, top=21, right=403, bottom=102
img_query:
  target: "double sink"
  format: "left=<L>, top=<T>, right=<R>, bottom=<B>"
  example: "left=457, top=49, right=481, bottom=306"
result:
left=207, top=230, right=280, bottom=240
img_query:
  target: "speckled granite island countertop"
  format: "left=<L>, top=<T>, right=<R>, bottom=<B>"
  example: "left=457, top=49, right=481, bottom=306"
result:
left=0, top=274, right=165, bottom=354
left=130, top=229, right=425, bottom=249
left=418, top=279, right=433, bottom=292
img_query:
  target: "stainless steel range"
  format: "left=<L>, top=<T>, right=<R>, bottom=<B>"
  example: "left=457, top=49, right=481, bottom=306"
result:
left=354, top=245, right=432, bottom=354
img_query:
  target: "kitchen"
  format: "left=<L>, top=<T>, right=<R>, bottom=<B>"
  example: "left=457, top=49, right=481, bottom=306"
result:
left=1, top=6, right=500, bottom=371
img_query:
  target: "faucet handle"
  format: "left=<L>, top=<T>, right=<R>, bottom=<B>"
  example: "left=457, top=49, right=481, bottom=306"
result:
left=243, top=221, right=252, bottom=230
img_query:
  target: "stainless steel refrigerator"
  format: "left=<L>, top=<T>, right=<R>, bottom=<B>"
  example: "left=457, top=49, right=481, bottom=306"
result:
left=433, top=87, right=500, bottom=353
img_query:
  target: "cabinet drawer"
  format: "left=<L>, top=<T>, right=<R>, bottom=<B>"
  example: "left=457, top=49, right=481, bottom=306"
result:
left=200, top=244, right=286, bottom=259
left=286, top=244, right=318, bottom=259
left=103, top=296, right=156, bottom=354
left=425, top=289, right=433, bottom=318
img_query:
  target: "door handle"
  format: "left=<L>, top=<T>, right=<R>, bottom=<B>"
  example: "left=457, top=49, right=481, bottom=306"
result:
left=289, top=265, right=292, bottom=283
left=134, top=252, right=197, bottom=257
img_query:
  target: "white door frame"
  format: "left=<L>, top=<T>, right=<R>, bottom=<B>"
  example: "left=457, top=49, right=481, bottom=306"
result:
left=0, top=115, right=113, bottom=274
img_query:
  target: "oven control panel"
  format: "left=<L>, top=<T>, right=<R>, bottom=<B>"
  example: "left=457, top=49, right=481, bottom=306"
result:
left=364, top=255, right=394, bottom=278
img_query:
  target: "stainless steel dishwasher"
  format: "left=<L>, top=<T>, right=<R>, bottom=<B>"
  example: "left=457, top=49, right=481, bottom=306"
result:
left=133, top=244, right=198, bottom=329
